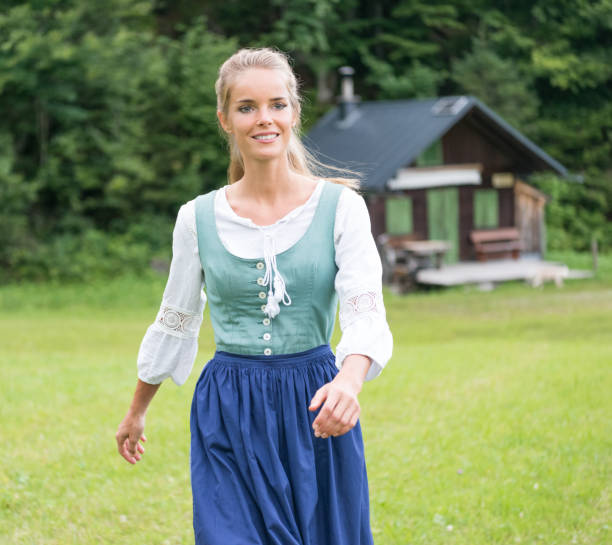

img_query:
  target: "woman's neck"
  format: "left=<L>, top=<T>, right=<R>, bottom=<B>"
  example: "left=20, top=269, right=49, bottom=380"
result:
left=235, top=157, right=314, bottom=205
left=227, top=157, right=318, bottom=226
left=241, top=160, right=293, bottom=199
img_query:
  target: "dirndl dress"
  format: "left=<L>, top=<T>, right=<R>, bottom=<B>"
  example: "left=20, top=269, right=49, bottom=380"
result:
left=190, top=182, right=375, bottom=545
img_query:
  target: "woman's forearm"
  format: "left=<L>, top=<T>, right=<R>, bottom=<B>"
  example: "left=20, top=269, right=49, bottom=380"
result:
left=116, top=379, right=161, bottom=464
left=127, top=379, right=162, bottom=416
left=337, top=354, right=371, bottom=393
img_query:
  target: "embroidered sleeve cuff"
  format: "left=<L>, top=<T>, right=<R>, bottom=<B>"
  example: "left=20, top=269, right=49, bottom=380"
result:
left=339, top=289, right=385, bottom=330
left=151, top=304, right=202, bottom=339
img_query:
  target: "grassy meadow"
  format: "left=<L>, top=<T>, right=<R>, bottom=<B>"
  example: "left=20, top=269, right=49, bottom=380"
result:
left=1, top=252, right=611, bottom=544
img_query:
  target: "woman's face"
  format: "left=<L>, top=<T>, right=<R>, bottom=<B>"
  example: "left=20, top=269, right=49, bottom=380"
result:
left=218, top=68, right=297, bottom=164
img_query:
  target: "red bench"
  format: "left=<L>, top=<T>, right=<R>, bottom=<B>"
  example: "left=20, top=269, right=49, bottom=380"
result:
left=470, top=227, right=522, bottom=261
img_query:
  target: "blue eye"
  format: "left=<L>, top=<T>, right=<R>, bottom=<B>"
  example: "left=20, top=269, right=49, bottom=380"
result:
left=273, top=103, right=287, bottom=110
left=238, top=105, right=253, bottom=113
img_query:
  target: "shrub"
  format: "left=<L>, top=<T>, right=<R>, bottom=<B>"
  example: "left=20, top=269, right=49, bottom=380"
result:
left=529, top=172, right=611, bottom=254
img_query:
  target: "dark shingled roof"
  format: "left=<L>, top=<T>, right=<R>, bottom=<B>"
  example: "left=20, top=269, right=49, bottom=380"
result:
left=304, top=95, right=569, bottom=191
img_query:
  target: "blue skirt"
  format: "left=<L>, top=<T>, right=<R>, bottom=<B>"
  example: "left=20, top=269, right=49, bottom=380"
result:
left=190, top=345, right=374, bottom=545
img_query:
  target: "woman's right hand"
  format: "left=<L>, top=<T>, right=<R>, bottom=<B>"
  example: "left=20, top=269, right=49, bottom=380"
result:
left=116, top=411, right=147, bottom=464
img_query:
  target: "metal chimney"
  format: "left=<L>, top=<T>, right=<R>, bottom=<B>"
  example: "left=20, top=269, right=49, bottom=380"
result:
left=337, top=66, right=360, bottom=122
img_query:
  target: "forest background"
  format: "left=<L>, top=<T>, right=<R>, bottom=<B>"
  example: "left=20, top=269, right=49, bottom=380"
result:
left=1, top=0, right=611, bottom=282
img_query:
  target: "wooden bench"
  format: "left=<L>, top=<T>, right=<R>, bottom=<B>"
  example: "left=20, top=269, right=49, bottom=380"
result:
left=470, top=227, right=523, bottom=261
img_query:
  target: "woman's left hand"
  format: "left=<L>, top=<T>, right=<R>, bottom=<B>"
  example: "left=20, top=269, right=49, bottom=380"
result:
left=308, top=354, right=371, bottom=438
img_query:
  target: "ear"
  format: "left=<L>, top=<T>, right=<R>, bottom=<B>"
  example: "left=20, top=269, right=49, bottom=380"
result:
left=217, top=110, right=232, bottom=134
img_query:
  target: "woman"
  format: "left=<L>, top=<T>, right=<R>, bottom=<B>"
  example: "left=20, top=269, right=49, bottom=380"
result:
left=116, top=47, right=392, bottom=545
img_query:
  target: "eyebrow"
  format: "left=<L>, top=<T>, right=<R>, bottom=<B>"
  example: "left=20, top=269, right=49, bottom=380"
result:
left=236, top=97, right=287, bottom=103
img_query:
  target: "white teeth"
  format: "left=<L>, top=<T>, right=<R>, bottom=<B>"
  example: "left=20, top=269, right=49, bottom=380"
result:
left=254, top=134, right=278, bottom=140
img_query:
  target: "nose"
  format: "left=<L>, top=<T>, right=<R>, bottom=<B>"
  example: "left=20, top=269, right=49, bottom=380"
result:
left=256, top=106, right=273, bottom=126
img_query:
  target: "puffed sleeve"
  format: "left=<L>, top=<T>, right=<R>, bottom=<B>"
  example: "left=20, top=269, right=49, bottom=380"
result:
left=137, top=200, right=206, bottom=386
left=334, top=187, right=393, bottom=381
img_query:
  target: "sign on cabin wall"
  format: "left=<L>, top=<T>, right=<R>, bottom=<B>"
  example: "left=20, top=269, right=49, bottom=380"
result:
left=492, top=172, right=515, bottom=188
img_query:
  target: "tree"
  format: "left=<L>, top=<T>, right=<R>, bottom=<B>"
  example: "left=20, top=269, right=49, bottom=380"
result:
left=451, top=35, right=540, bottom=131
left=0, top=1, right=236, bottom=280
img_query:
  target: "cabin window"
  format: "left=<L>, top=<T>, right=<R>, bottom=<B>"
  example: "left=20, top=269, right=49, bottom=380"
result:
left=474, top=190, right=499, bottom=228
left=385, top=196, right=413, bottom=234
left=415, top=139, right=442, bottom=167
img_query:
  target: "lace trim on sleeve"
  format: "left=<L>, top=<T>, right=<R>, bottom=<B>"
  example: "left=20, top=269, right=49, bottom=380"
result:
left=154, top=305, right=201, bottom=338
left=339, top=288, right=385, bottom=329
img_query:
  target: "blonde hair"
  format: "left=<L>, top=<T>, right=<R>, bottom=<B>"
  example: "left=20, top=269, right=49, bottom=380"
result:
left=215, top=47, right=359, bottom=189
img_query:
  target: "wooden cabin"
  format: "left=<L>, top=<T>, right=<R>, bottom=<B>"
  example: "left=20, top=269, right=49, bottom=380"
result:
left=306, top=91, right=569, bottom=264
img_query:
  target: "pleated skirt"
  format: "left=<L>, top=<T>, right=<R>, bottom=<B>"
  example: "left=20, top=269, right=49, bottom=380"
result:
left=190, top=345, right=374, bottom=545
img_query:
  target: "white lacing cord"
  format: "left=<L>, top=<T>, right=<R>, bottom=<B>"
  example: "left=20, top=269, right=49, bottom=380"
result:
left=261, top=233, right=291, bottom=318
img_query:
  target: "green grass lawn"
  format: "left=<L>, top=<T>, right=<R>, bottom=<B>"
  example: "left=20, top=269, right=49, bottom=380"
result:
left=1, top=254, right=611, bottom=544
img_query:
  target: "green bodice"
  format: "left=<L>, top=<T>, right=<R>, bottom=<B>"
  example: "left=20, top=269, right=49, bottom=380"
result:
left=194, top=182, right=342, bottom=356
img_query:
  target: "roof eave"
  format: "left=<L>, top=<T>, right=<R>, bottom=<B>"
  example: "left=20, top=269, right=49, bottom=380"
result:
left=466, top=96, right=570, bottom=179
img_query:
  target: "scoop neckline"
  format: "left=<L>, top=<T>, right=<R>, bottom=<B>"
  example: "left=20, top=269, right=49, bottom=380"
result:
left=210, top=181, right=332, bottom=263
left=219, top=180, right=323, bottom=229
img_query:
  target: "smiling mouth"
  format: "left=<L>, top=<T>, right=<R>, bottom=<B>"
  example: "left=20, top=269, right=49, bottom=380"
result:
left=252, top=134, right=279, bottom=141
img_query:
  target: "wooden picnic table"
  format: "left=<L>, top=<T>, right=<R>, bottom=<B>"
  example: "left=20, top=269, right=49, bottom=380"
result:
left=377, top=234, right=452, bottom=292
left=396, top=239, right=451, bottom=270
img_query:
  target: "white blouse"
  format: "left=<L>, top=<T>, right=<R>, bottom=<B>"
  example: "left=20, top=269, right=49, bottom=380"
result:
left=137, top=181, right=393, bottom=386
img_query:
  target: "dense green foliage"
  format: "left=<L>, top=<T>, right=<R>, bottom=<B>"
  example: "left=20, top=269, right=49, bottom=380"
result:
left=531, top=173, right=612, bottom=253
left=1, top=0, right=610, bottom=280
left=0, top=2, right=235, bottom=280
